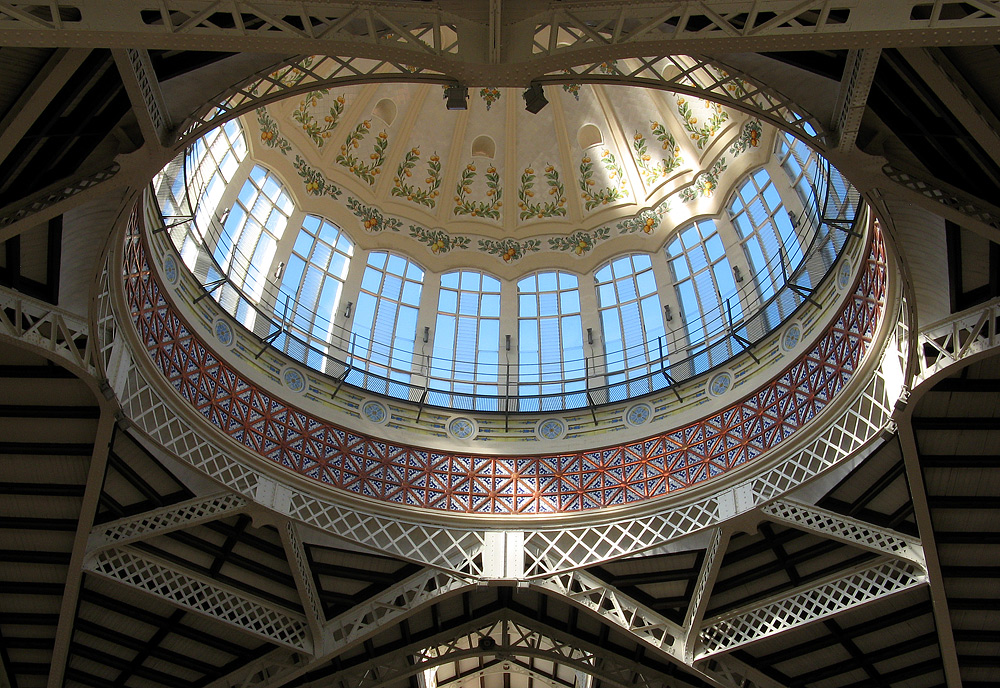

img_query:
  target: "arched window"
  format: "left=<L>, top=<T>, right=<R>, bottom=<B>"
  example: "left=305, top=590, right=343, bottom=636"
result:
left=186, top=119, right=247, bottom=238
left=594, top=254, right=667, bottom=395
left=666, top=219, right=740, bottom=374
left=213, top=164, right=293, bottom=328
left=776, top=132, right=855, bottom=253
left=349, top=252, right=424, bottom=391
left=517, top=272, right=585, bottom=408
left=429, top=271, right=501, bottom=406
left=274, top=215, right=354, bottom=369
left=159, top=119, right=246, bottom=269
left=728, top=168, right=803, bottom=302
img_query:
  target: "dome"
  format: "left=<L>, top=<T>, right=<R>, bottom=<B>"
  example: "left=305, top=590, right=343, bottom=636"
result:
left=135, top=54, right=879, bottom=517
left=153, top=60, right=858, bottom=417
left=6, top=9, right=997, bottom=688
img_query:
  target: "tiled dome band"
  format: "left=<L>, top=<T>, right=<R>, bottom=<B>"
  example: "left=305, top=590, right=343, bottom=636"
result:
left=123, top=229, right=886, bottom=514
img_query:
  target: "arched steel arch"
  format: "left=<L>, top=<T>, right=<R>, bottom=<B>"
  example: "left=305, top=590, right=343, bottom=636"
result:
left=174, top=52, right=822, bottom=152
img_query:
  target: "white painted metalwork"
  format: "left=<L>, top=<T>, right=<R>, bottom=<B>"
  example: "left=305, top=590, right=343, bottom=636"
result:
left=538, top=55, right=819, bottom=141
left=251, top=569, right=472, bottom=688
left=761, top=499, right=923, bottom=564
left=697, top=558, right=926, bottom=657
left=113, top=48, right=171, bottom=147
left=5, top=1, right=1000, bottom=62
left=318, top=612, right=681, bottom=688
left=280, top=521, right=326, bottom=644
left=0, top=284, right=95, bottom=374
left=177, top=53, right=819, bottom=152
left=534, top=569, right=681, bottom=652
left=87, top=492, right=249, bottom=551
left=533, top=567, right=756, bottom=688
left=680, top=527, right=729, bottom=662
left=0, top=162, right=119, bottom=232
left=103, top=256, right=901, bottom=577
left=883, top=161, right=1000, bottom=234
left=86, top=545, right=312, bottom=651
left=175, top=55, right=449, bottom=148
left=521, top=366, right=897, bottom=575
left=835, top=48, right=882, bottom=151
left=913, top=295, right=1000, bottom=388
left=202, top=649, right=309, bottom=688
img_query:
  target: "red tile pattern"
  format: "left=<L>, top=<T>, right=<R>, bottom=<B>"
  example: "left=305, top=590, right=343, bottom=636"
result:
left=123, top=222, right=886, bottom=514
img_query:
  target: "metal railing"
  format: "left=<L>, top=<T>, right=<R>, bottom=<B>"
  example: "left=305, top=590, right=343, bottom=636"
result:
left=148, top=147, right=860, bottom=414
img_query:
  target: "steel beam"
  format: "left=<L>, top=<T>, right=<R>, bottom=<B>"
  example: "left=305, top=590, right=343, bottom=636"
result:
left=87, top=492, right=249, bottom=553
left=882, top=160, right=1000, bottom=244
left=0, top=48, right=89, bottom=168
left=697, top=558, right=926, bottom=658
left=278, top=520, right=326, bottom=647
left=46, top=410, right=114, bottom=688
left=112, top=48, right=172, bottom=148
left=760, top=499, right=924, bottom=566
left=896, top=418, right=963, bottom=688
left=0, top=162, right=121, bottom=242
left=4, top=1, right=1000, bottom=62
left=833, top=48, right=881, bottom=152
left=84, top=545, right=312, bottom=652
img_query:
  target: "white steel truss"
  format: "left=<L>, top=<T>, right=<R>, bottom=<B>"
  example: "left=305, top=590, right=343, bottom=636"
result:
left=0, top=284, right=95, bottom=375
left=176, top=52, right=820, bottom=151
left=534, top=569, right=681, bottom=653
left=86, top=492, right=249, bottom=552
left=520, top=368, right=897, bottom=575
left=913, top=295, right=1000, bottom=388
left=679, top=527, right=729, bottom=662
left=4, top=1, right=1000, bottom=61
left=0, top=162, right=119, bottom=237
left=85, top=545, right=312, bottom=651
left=279, top=521, right=326, bottom=644
left=883, top=160, right=1000, bottom=238
left=315, top=612, right=686, bottom=688
left=250, top=568, right=474, bottom=688
left=834, top=48, right=882, bottom=152
left=435, top=658, right=575, bottom=688
left=113, top=47, right=171, bottom=147
left=760, top=499, right=924, bottom=565
left=696, top=558, right=927, bottom=657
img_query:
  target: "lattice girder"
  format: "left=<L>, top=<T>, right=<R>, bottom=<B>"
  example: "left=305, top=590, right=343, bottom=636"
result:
left=0, top=284, right=95, bottom=374
left=311, top=612, right=686, bottom=688
left=0, top=162, right=120, bottom=237
left=760, top=499, right=924, bottom=565
left=913, top=295, right=1000, bottom=388
left=85, top=545, right=312, bottom=651
left=87, top=492, right=249, bottom=552
left=175, top=52, right=820, bottom=152
left=4, top=1, right=1000, bottom=65
left=252, top=569, right=474, bottom=688
left=696, top=558, right=926, bottom=657
left=536, top=570, right=682, bottom=652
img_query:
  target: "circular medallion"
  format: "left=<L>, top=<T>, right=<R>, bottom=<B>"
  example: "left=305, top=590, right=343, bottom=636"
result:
left=625, top=403, right=652, bottom=427
left=214, top=319, right=233, bottom=347
left=782, top=323, right=802, bottom=352
left=282, top=367, right=306, bottom=393
left=837, top=258, right=852, bottom=290
left=363, top=400, right=388, bottom=425
left=448, top=417, right=477, bottom=440
left=162, top=254, right=178, bottom=285
left=709, top=372, right=732, bottom=397
left=537, top=418, right=567, bottom=441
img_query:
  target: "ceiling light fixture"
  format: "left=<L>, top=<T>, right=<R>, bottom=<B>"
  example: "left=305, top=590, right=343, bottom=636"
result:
left=444, top=84, right=468, bottom=110
left=523, top=82, right=548, bottom=113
